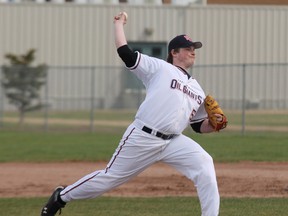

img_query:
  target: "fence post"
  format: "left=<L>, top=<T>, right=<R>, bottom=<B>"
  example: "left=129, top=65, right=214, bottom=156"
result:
left=241, top=64, right=246, bottom=135
left=43, top=66, right=49, bottom=132
left=90, top=66, right=95, bottom=132
left=0, top=68, right=3, bottom=128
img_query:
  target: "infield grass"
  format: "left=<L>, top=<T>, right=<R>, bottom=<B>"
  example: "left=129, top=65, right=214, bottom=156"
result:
left=1, top=197, right=287, bottom=216
left=0, top=129, right=288, bottom=163
left=0, top=130, right=288, bottom=162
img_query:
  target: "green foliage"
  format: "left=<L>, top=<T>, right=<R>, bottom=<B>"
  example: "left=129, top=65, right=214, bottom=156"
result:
left=1, top=49, right=47, bottom=124
left=0, top=197, right=287, bottom=216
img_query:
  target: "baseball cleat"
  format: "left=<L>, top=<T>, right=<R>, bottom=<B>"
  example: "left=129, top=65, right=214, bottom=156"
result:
left=41, top=186, right=66, bottom=216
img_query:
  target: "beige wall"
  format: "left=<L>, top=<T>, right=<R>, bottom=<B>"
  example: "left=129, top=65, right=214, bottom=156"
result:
left=0, top=4, right=287, bottom=66
left=208, top=0, right=288, bottom=5
left=0, top=3, right=287, bottom=110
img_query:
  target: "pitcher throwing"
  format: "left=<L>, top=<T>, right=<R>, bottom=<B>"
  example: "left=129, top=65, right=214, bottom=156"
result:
left=40, top=12, right=227, bottom=216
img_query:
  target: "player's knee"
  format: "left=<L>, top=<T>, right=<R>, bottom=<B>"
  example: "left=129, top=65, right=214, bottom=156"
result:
left=198, top=154, right=217, bottom=183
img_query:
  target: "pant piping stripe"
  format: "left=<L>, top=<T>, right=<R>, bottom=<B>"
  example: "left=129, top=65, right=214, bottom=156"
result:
left=105, top=127, right=135, bottom=173
left=60, top=172, right=100, bottom=197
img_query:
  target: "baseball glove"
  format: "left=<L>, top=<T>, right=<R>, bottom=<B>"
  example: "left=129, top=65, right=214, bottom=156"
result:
left=204, top=95, right=228, bottom=131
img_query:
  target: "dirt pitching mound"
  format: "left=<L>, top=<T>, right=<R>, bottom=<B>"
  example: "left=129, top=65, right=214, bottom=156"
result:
left=1, top=161, right=288, bottom=198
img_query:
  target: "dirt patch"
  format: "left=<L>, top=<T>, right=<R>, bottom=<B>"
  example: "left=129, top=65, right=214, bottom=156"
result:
left=1, top=161, right=288, bottom=198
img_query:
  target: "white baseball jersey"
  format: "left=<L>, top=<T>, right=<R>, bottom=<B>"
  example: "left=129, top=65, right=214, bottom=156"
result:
left=59, top=50, right=220, bottom=216
left=129, top=52, right=207, bottom=134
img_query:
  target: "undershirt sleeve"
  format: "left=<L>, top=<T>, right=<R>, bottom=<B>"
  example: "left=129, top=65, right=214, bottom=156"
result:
left=190, top=120, right=204, bottom=133
left=117, top=45, right=138, bottom=68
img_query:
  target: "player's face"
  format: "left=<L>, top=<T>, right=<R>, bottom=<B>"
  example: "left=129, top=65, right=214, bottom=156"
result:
left=173, top=46, right=196, bottom=68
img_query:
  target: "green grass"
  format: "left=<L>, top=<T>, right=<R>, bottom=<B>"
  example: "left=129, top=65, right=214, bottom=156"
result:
left=1, top=197, right=287, bottom=216
left=1, top=111, right=288, bottom=215
left=0, top=130, right=121, bottom=162
left=191, top=131, right=288, bottom=162
left=0, top=130, right=288, bottom=162
left=3, top=109, right=288, bottom=127
left=3, top=110, right=136, bottom=121
left=226, top=111, right=288, bottom=127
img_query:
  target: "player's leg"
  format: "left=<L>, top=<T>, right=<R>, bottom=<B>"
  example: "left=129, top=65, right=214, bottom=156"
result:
left=41, top=124, right=165, bottom=215
left=59, top=124, right=165, bottom=202
left=160, top=135, right=219, bottom=216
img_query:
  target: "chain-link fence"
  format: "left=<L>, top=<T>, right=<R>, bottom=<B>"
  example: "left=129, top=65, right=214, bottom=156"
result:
left=0, top=63, right=287, bottom=133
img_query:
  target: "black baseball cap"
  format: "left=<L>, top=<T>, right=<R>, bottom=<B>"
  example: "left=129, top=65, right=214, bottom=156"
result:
left=168, top=34, right=202, bottom=53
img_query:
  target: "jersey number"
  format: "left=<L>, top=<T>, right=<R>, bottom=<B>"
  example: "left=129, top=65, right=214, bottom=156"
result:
left=189, top=109, right=197, bottom=122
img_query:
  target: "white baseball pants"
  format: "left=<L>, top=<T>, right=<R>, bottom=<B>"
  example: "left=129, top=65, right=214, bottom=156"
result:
left=60, top=121, right=220, bottom=216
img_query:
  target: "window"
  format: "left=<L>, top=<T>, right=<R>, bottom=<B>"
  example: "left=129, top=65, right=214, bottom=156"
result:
left=129, top=42, right=167, bottom=59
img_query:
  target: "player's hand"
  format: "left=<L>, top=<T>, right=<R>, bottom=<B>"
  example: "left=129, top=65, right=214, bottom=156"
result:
left=214, top=114, right=225, bottom=123
left=212, top=113, right=227, bottom=131
left=114, top=12, right=128, bottom=25
left=204, top=94, right=228, bottom=131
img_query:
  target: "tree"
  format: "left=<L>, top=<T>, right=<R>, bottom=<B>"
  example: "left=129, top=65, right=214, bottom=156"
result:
left=1, top=49, right=48, bottom=124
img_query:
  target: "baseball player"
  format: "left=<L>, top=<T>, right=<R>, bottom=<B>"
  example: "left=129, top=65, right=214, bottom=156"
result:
left=40, top=12, right=227, bottom=216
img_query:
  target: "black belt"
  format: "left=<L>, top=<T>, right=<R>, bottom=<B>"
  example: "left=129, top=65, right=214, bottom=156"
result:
left=142, top=126, right=177, bottom=140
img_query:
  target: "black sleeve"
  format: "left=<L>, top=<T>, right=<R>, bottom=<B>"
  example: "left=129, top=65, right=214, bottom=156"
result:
left=117, top=45, right=138, bottom=68
left=190, top=120, right=204, bottom=133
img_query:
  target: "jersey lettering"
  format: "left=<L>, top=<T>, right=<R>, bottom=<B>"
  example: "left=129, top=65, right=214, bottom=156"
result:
left=170, top=79, right=182, bottom=90
left=171, top=79, right=203, bottom=104
left=197, top=95, right=203, bottom=105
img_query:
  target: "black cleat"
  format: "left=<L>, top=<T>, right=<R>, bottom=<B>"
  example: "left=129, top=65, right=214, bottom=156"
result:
left=41, top=186, right=66, bottom=216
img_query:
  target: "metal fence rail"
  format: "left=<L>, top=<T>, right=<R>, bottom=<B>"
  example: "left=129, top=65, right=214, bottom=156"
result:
left=0, top=63, right=287, bottom=132
left=192, top=63, right=288, bottom=109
